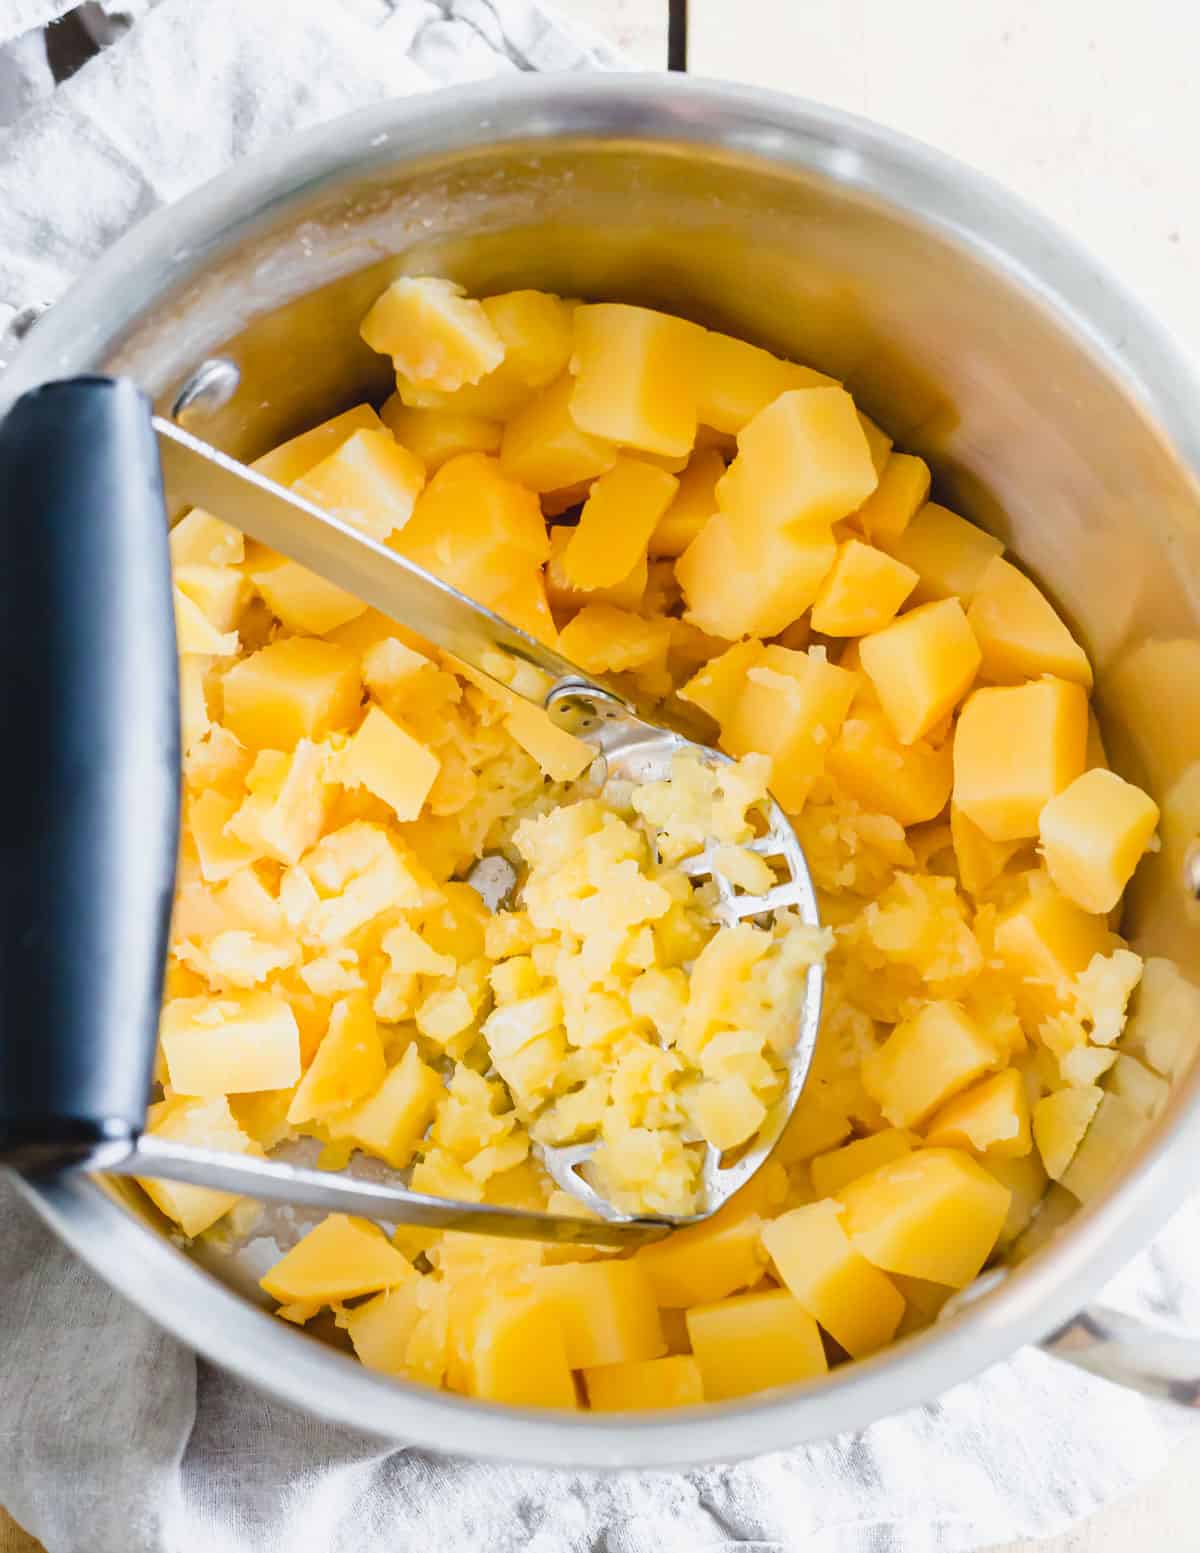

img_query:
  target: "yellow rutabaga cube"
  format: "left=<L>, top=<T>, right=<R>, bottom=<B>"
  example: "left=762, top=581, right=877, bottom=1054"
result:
left=465, top=1289, right=577, bottom=1409
left=1032, top=1085, right=1102, bottom=1180
left=716, top=388, right=878, bottom=532
left=252, top=404, right=385, bottom=487
left=226, top=740, right=330, bottom=866
left=174, top=587, right=237, bottom=657
left=396, top=288, right=576, bottom=420
left=923, top=1067, right=1031, bottom=1157
left=139, top=1096, right=260, bottom=1237
left=686, top=1289, right=828, bottom=1400
left=861, top=1001, right=1000, bottom=1128
left=333, top=704, right=440, bottom=822
left=1107, top=1053, right=1170, bottom=1120
left=981, top=1150, right=1049, bottom=1248
left=678, top=639, right=765, bottom=725
left=558, top=605, right=672, bottom=674
left=220, top=637, right=362, bottom=752
left=809, top=1129, right=913, bottom=1199
left=837, top=1148, right=1011, bottom=1287
left=677, top=513, right=837, bottom=643
left=953, top=678, right=1089, bottom=842
left=569, top=303, right=707, bottom=458
left=538, top=1261, right=666, bottom=1368
left=858, top=599, right=981, bottom=744
left=848, top=452, right=931, bottom=545
left=809, top=539, right=919, bottom=636
left=1037, top=767, right=1159, bottom=914
left=879, top=502, right=1004, bottom=604
left=1120, top=957, right=1200, bottom=1085
left=561, top=457, right=679, bottom=589
left=1058, top=1092, right=1152, bottom=1205
left=360, top=276, right=504, bottom=390
left=286, top=992, right=386, bottom=1125
left=248, top=551, right=366, bottom=636
left=490, top=567, right=558, bottom=648
left=187, top=789, right=260, bottom=882
left=325, top=1042, right=444, bottom=1168
left=719, top=646, right=857, bottom=812
left=487, top=687, right=594, bottom=782
left=695, top=330, right=834, bottom=434
left=827, top=706, right=953, bottom=827
left=634, top=1169, right=782, bottom=1306
left=992, top=875, right=1113, bottom=1020
left=966, top=556, right=1092, bottom=687
left=950, top=803, right=1026, bottom=898
left=761, top=1201, right=906, bottom=1357
left=545, top=526, right=646, bottom=614
left=170, top=508, right=244, bottom=567
left=649, top=448, right=726, bottom=558
left=857, top=413, right=893, bottom=474
left=178, top=655, right=213, bottom=752
left=261, top=1214, right=415, bottom=1304
left=482, top=289, right=575, bottom=383
left=175, top=563, right=246, bottom=633
left=379, top=396, right=501, bottom=471
left=293, top=428, right=425, bottom=543
left=390, top=452, right=548, bottom=608
left=160, top=991, right=301, bottom=1096
left=499, top=374, right=618, bottom=492
left=689, top=1076, right=767, bottom=1151
left=584, top=1354, right=704, bottom=1411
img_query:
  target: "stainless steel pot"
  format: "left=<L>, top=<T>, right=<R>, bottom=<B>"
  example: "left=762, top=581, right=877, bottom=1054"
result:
left=6, top=74, right=1200, bottom=1466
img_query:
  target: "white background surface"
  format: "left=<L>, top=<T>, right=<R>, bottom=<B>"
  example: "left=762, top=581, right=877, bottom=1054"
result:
left=555, top=2, right=1200, bottom=1550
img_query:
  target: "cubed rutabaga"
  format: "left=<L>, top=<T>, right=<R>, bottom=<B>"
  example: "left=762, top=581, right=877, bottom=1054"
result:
left=251, top=404, right=384, bottom=487
left=332, top=704, right=440, bottom=822
left=837, top=1148, right=1011, bottom=1288
left=716, top=388, right=878, bottom=531
left=160, top=991, right=301, bottom=1097
left=686, top=1288, right=827, bottom=1400
left=847, top=452, right=930, bottom=545
left=286, top=991, right=386, bottom=1125
left=360, top=276, right=504, bottom=391
left=569, top=303, right=707, bottom=458
left=324, top=1042, right=444, bottom=1168
left=861, top=1001, right=1001, bottom=1129
left=138, top=1096, right=260, bottom=1237
left=561, top=457, right=679, bottom=590
left=966, top=556, right=1092, bottom=688
left=878, top=501, right=1004, bottom=604
left=1038, top=767, right=1159, bottom=914
left=694, top=329, right=835, bottom=435
left=293, top=428, right=425, bottom=544
left=858, top=598, right=981, bottom=745
left=260, top=1214, right=415, bottom=1304
left=809, top=539, right=919, bottom=636
left=536, top=1260, right=666, bottom=1369
left=248, top=551, right=367, bottom=636
left=584, top=1354, right=704, bottom=1411
left=761, top=1201, right=906, bottom=1357
left=649, top=448, right=725, bottom=558
left=953, top=677, right=1089, bottom=842
left=220, top=637, right=362, bottom=752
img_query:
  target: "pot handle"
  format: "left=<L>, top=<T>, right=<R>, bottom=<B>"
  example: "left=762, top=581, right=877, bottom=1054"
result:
left=0, top=377, right=179, bottom=1173
left=1041, top=1304, right=1200, bottom=1406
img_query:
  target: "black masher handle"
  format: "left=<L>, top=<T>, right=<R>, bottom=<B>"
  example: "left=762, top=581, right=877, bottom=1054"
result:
left=0, top=377, right=180, bottom=1172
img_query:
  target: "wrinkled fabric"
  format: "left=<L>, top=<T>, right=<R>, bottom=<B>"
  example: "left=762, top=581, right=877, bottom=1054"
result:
left=0, top=4, right=1196, bottom=1550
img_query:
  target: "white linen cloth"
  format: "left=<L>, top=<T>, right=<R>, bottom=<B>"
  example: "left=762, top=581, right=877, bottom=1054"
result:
left=0, top=3, right=1196, bottom=1549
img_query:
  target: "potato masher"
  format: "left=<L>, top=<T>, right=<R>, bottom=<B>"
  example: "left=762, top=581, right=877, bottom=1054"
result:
left=0, top=376, right=823, bottom=1247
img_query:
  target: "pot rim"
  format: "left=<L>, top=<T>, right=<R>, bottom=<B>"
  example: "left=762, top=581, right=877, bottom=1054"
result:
left=14, top=70, right=1200, bottom=1467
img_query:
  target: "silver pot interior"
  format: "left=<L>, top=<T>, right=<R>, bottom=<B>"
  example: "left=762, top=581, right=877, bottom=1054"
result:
left=14, top=80, right=1200, bottom=1460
